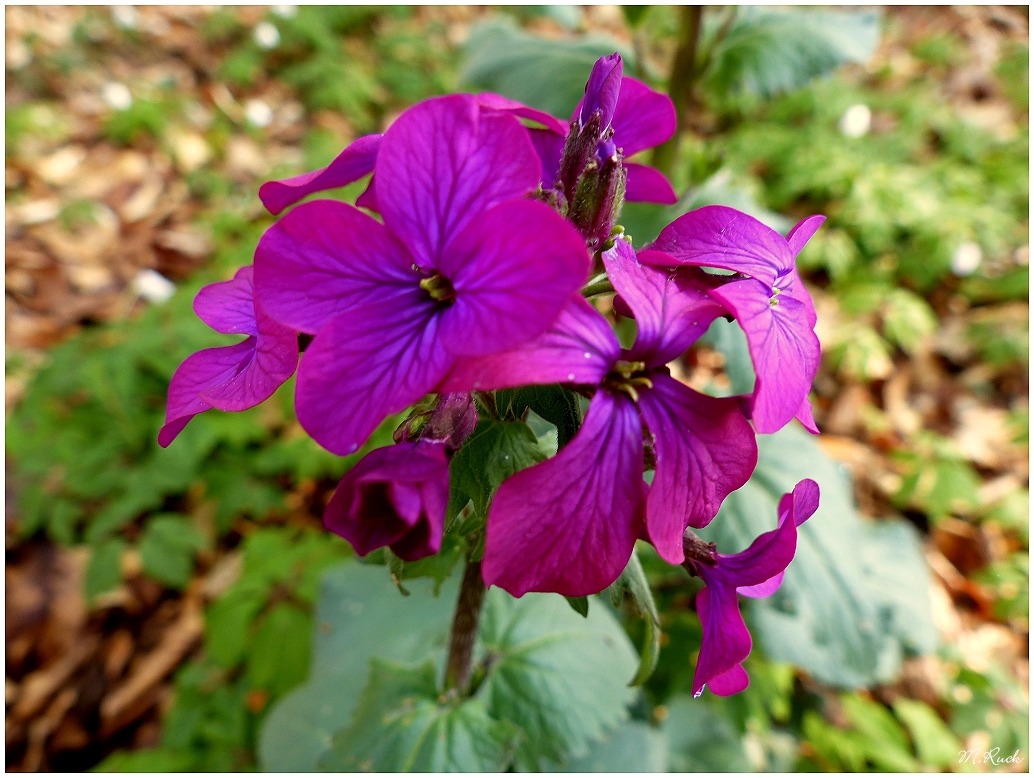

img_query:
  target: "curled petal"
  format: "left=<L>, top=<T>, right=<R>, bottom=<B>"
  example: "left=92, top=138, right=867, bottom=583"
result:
left=610, top=77, right=676, bottom=157
left=440, top=296, right=619, bottom=392
left=194, top=266, right=257, bottom=335
left=624, top=163, right=678, bottom=205
left=638, top=374, right=757, bottom=562
left=476, top=92, right=568, bottom=135
left=438, top=200, right=590, bottom=357
left=786, top=215, right=826, bottom=258
left=295, top=293, right=452, bottom=456
left=604, top=241, right=727, bottom=366
left=707, top=664, right=750, bottom=697
left=692, top=584, right=751, bottom=697
left=482, top=391, right=644, bottom=597
left=259, top=134, right=381, bottom=216
left=254, top=200, right=417, bottom=334
left=648, top=205, right=793, bottom=289
left=376, top=95, right=540, bottom=270
left=325, top=442, right=448, bottom=561
left=737, top=571, right=784, bottom=599
left=709, top=279, right=820, bottom=434
left=777, top=477, right=820, bottom=527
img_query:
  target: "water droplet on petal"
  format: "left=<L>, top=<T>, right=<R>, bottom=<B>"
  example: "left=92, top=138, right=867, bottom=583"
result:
left=568, top=373, right=575, bottom=381
left=693, top=687, right=704, bottom=699
left=583, top=352, right=592, bottom=359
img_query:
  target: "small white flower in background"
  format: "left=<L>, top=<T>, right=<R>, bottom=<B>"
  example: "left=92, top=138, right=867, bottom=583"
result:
left=272, top=5, right=297, bottom=19
left=244, top=99, right=274, bottom=128
left=951, top=242, right=983, bottom=276
left=253, top=21, right=280, bottom=50
left=133, top=269, right=177, bottom=305
left=839, top=104, right=872, bottom=138
left=111, top=5, right=139, bottom=30
left=102, top=81, right=133, bottom=111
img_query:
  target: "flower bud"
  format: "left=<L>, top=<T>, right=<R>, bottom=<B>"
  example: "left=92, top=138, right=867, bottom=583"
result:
left=394, top=392, right=477, bottom=452
left=324, top=442, right=449, bottom=561
left=579, top=52, right=623, bottom=130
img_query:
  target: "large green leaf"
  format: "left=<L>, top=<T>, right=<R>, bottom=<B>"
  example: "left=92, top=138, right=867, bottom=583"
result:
left=257, top=564, right=459, bottom=771
left=461, top=19, right=630, bottom=120
left=556, top=721, right=667, bottom=772
left=699, top=426, right=938, bottom=688
left=478, top=589, right=639, bottom=768
left=704, top=8, right=881, bottom=99
left=662, top=695, right=750, bottom=772
left=318, top=659, right=521, bottom=772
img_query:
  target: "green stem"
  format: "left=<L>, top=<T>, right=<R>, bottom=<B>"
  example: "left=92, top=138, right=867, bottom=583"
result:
left=581, top=277, right=615, bottom=298
left=443, top=558, right=487, bottom=695
left=651, top=5, right=704, bottom=177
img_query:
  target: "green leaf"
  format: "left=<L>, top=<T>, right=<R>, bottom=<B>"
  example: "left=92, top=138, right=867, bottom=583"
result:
left=461, top=19, right=630, bottom=119
left=662, top=695, right=750, bottom=772
left=606, top=550, right=662, bottom=686
left=446, top=419, right=545, bottom=524
left=497, top=385, right=583, bottom=449
left=246, top=603, right=312, bottom=699
left=892, top=698, right=961, bottom=769
left=319, top=659, right=520, bottom=772
left=478, top=587, right=639, bottom=768
left=85, top=538, right=127, bottom=601
left=704, top=8, right=881, bottom=100
left=138, top=515, right=208, bottom=589
left=699, top=426, right=938, bottom=689
left=258, top=564, right=459, bottom=771
left=205, top=583, right=269, bottom=668
left=565, top=596, right=589, bottom=617
left=556, top=721, right=667, bottom=772
left=92, top=747, right=196, bottom=772
left=882, top=288, right=938, bottom=354
left=840, top=693, right=919, bottom=771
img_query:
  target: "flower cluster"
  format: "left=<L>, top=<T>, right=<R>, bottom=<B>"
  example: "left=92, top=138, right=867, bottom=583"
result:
left=161, top=54, right=823, bottom=695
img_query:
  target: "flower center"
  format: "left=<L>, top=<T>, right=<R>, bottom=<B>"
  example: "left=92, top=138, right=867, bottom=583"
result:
left=602, top=360, right=653, bottom=402
left=419, top=272, right=456, bottom=303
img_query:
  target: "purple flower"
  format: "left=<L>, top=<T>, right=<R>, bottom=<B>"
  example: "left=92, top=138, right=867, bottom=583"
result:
left=253, top=94, right=590, bottom=456
left=324, top=442, right=449, bottom=561
left=580, top=52, right=623, bottom=129
left=444, top=239, right=757, bottom=597
left=683, top=478, right=819, bottom=696
left=159, top=265, right=297, bottom=447
left=645, top=206, right=824, bottom=434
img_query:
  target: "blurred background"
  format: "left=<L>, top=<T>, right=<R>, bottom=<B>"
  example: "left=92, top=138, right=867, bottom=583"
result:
left=4, top=5, right=1028, bottom=772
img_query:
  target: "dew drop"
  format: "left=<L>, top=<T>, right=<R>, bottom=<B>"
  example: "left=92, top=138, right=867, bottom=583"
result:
left=583, top=352, right=592, bottom=359
left=568, top=373, right=575, bottom=381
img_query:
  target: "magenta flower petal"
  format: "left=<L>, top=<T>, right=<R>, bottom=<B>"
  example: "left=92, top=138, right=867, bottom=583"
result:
left=324, top=442, right=449, bottom=561
left=778, top=477, right=820, bottom=526
left=476, top=92, right=568, bottom=135
left=438, top=200, right=590, bottom=357
left=604, top=241, right=727, bottom=366
left=795, top=396, right=820, bottom=434
left=258, top=134, right=381, bottom=216
left=693, top=584, right=752, bottom=697
left=624, top=163, right=678, bottom=205
left=158, top=339, right=256, bottom=447
left=610, top=77, right=677, bottom=157
left=706, top=664, right=750, bottom=697
left=254, top=200, right=417, bottom=334
left=580, top=52, right=623, bottom=128
left=355, top=175, right=378, bottom=211
left=194, top=266, right=258, bottom=335
left=440, top=296, right=620, bottom=393
left=527, top=126, right=566, bottom=188
left=482, top=391, right=645, bottom=597
left=637, top=374, right=757, bottom=562
left=648, top=205, right=793, bottom=289
left=295, top=293, right=452, bottom=456
left=199, top=304, right=297, bottom=412
left=736, top=571, right=785, bottom=599
left=375, top=95, right=540, bottom=270
left=708, top=279, right=820, bottom=434
left=786, top=214, right=826, bottom=258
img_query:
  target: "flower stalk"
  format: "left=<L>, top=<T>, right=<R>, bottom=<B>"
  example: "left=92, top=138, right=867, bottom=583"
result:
left=444, top=557, right=487, bottom=695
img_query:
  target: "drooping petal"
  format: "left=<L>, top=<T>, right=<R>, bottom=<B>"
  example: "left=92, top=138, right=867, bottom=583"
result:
left=580, top=53, right=623, bottom=128
left=647, top=205, right=793, bottom=289
left=158, top=339, right=256, bottom=447
left=254, top=200, right=417, bottom=334
left=708, top=278, right=820, bottom=434
left=637, top=374, right=757, bottom=562
left=438, top=200, right=590, bottom=357
left=709, top=508, right=798, bottom=589
left=476, top=92, right=568, bottom=135
left=258, top=134, right=381, bottom=215
left=440, top=296, right=619, bottom=392
left=786, top=214, right=826, bottom=258
left=193, top=265, right=257, bottom=335
left=482, top=391, right=645, bottom=597
left=200, top=303, right=297, bottom=412
left=295, top=293, right=452, bottom=456
left=707, top=664, right=751, bottom=696
left=624, top=163, right=678, bottom=204
left=692, top=583, right=752, bottom=697
left=324, top=442, right=449, bottom=561
left=604, top=241, right=727, bottom=366
left=375, top=95, right=540, bottom=270
left=610, top=77, right=677, bottom=157
left=795, top=395, right=820, bottom=434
